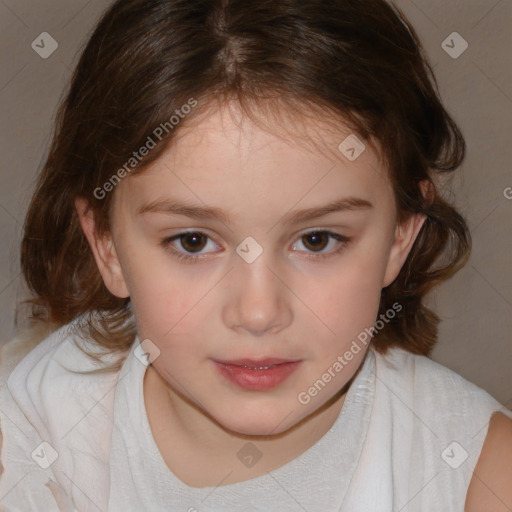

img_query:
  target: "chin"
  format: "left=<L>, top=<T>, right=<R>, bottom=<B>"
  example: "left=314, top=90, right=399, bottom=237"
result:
left=225, top=420, right=288, bottom=437
left=213, top=407, right=303, bottom=437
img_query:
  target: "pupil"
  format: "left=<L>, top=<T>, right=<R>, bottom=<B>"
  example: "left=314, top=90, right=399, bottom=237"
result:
left=304, top=232, right=327, bottom=251
left=182, top=233, right=206, bottom=252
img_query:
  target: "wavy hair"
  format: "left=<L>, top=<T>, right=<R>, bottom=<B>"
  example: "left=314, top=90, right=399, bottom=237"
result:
left=20, top=0, right=470, bottom=372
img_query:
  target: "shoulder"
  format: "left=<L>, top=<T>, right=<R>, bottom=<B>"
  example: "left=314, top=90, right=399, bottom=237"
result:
left=0, top=317, right=128, bottom=511
left=0, top=321, right=57, bottom=382
left=374, top=346, right=499, bottom=408
left=465, top=410, right=512, bottom=512
left=0, top=325, right=70, bottom=511
left=370, top=346, right=511, bottom=508
left=1, top=316, right=124, bottom=460
left=374, top=345, right=506, bottom=446
left=4, top=318, right=123, bottom=427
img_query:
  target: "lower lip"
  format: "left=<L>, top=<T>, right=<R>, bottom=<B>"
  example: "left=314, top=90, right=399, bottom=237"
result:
left=212, top=361, right=302, bottom=390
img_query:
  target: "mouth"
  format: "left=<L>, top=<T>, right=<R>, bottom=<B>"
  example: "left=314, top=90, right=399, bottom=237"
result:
left=212, top=358, right=302, bottom=391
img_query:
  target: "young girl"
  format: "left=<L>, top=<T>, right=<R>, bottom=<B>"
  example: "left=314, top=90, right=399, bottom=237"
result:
left=1, top=0, right=511, bottom=510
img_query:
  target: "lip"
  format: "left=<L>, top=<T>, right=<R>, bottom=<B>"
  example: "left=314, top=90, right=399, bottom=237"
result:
left=212, top=358, right=302, bottom=391
left=215, top=357, right=298, bottom=367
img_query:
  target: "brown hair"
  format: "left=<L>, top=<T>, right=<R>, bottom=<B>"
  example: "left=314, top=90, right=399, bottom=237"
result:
left=20, top=0, right=470, bottom=372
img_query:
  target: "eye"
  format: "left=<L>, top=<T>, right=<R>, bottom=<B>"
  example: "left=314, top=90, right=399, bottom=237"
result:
left=290, top=230, right=350, bottom=260
left=161, top=231, right=220, bottom=263
left=161, top=229, right=350, bottom=264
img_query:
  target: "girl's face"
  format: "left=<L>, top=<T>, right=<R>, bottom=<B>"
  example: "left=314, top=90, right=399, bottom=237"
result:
left=84, top=102, right=425, bottom=436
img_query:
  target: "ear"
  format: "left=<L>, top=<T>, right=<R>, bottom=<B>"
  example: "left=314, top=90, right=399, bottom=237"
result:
left=75, top=198, right=130, bottom=298
left=382, top=180, right=432, bottom=288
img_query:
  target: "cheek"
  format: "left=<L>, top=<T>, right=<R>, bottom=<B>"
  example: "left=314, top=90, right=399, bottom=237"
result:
left=116, top=246, right=178, bottom=334
left=126, top=256, right=218, bottom=341
left=310, top=255, right=386, bottom=339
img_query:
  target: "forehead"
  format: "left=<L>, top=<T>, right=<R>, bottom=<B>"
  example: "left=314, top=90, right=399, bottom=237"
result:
left=117, top=100, right=394, bottom=216
left=165, top=100, right=385, bottom=169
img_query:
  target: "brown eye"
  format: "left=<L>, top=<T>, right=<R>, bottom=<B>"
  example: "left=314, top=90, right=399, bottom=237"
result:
left=291, top=230, right=350, bottom=260
left=161, top=231, right=221, bottom=263
left=179, top=232, right=208, bottom=252
left=302, top=231, right=329, bottom=252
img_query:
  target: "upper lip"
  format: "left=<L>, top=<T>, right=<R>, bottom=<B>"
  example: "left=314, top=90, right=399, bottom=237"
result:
left=213, top=358, right=301, bottom=367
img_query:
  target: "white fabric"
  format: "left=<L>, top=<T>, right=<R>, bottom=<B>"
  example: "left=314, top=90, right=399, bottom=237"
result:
left=1, top=317, right=510, bottom=511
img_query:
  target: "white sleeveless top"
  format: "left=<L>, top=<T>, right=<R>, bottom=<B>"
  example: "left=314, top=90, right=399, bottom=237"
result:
left=1, top=318, right=510, bottom=511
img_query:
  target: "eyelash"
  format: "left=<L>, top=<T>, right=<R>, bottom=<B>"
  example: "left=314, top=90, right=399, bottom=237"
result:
left=160, top=230, right=351, bottom=264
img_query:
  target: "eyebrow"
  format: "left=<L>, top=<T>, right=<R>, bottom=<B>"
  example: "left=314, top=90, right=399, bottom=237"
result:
left=137, top=196, right=373, bottom=225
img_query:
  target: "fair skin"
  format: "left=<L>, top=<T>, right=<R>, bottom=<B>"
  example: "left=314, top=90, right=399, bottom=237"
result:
left=76, top=101, right=512, bottom=505
left=465, top=411, right=512, bottom=511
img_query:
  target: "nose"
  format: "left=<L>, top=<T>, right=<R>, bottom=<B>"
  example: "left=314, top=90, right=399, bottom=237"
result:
left=223, top=256, right=293, bottom=337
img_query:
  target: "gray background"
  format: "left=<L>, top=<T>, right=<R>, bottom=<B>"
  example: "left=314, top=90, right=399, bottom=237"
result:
left=0, top=0, right=510, bottom=407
